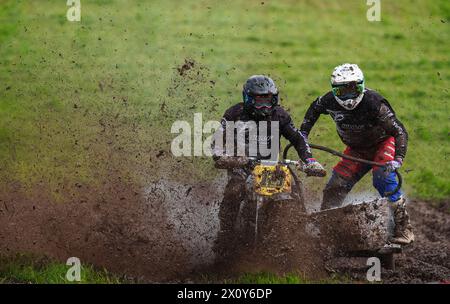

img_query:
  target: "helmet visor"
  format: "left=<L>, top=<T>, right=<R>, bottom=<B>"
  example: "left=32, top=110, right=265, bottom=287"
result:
left=332, top=81, right=364, bottom=100
left=253, top=94, right=274, bottom=109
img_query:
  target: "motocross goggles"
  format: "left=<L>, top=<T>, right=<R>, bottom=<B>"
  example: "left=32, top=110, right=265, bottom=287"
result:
left=245, top=93, right=277, bottom=109
left=332, top=80, right=364, bottom=101
left=254, top=94, right=275, bottom=109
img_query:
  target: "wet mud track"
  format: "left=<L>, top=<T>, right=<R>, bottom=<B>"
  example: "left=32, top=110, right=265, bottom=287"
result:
left=325, top=200, right=449, bottom=283
left=1, top=171, right=448, bottom=283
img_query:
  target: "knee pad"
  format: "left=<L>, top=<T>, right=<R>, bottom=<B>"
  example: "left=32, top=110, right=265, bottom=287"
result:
left=372, top=168, right=402, bottom=202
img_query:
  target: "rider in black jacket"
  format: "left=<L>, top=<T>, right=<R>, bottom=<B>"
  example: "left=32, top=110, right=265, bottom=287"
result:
left=213, top=75, right=326, bottom=172
left=212, top=75, right=326, bottom=258
left=300, top=63, right=414, bottom=245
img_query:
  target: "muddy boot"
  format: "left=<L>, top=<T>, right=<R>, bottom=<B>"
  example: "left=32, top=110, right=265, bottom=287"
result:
left=389, top=197, right=415, bottom=245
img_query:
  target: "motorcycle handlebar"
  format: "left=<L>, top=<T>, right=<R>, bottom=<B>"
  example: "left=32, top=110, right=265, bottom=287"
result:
left=247, top=157, right=300, bottom=166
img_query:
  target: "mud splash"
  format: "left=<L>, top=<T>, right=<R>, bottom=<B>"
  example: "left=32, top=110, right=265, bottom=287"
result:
left=142, top=176, right=226, bottom=266
left=0, top=174, right=448, bottom=283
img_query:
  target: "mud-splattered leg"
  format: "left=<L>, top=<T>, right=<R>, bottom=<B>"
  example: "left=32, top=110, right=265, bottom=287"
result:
left=214, top=174, right=247, bottom=260
left=321, top=172, right=355, bottom=210
left=321, top=167, right=370, bottom=211
left=321, top=146, right=371, bottom=211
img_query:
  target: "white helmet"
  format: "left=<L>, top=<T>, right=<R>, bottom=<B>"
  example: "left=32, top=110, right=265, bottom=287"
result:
left=331, top=63, right=365, bottom=110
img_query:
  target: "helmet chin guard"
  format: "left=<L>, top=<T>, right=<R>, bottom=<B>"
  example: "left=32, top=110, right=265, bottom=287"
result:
left=334, top=92, right=364, bottom=110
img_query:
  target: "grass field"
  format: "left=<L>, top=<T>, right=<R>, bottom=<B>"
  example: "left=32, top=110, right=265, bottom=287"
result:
left=0, top=255, right=121, bottom=284
left=0, top=1, right=448, bottom=284
left=0, top=254, right=347, bottom=284
left=0, top=1, right=448, bottom=201
left=226, top=272, right=352, bottom=284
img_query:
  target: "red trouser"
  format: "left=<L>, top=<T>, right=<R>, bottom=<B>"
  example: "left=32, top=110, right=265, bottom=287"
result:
left=333, top=137, right=396, bottom=178
left=321, top=136, right=401, bottom=210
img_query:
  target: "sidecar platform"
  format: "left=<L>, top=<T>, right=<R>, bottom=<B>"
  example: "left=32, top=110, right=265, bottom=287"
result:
left=308, top=199, right=402, bottom=269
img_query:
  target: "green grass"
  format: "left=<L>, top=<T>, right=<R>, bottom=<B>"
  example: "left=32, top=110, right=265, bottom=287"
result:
left=227, top=272, right=353, bottom=284
left=1, top=255, right=351, bottom=284
left=0, top=0, right=449, bottom=200
left=0, top=254, right=122, bottom=284
left=196, top=271, right=354, bottom=284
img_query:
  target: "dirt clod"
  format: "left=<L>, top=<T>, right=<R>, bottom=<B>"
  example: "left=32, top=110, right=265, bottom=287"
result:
left=177, top=59, right=195, bottom=76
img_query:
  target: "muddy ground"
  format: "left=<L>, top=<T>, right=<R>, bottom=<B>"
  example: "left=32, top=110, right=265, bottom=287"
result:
left=325, top=199, right=450, bottom=283
left=0, top=173, right=448, bottom=283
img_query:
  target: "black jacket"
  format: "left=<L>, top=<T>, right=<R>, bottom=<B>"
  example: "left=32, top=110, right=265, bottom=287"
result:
left=300, top=89, right=408, bottom=159
left=213, top=103, right=312, bottom=161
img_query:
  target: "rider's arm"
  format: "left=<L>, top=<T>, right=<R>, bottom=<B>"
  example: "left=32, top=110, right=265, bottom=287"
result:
left=211, top=117, right=228, bottom=162
left=279, top=110, right=313, bottom=162
left=211, top=106, right=249, bottom=169
left=300, top=96, right=327, bottom=138
left=378, top=103, right=408, bottom=160
left=212, top=104, right=241, bottom=161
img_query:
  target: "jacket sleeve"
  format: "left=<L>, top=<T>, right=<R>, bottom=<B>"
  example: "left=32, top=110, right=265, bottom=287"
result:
left=211, top=110, right=233, bottom=161
left=378, top=103, right=408, bottom=160
left=300, top=96, right=327, bottom=137
left=280, top=112, right=313, bottom=162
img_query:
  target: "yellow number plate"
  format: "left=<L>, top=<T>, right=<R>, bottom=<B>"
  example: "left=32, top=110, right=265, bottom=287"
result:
left=252, top=164, right=292, bottom=196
